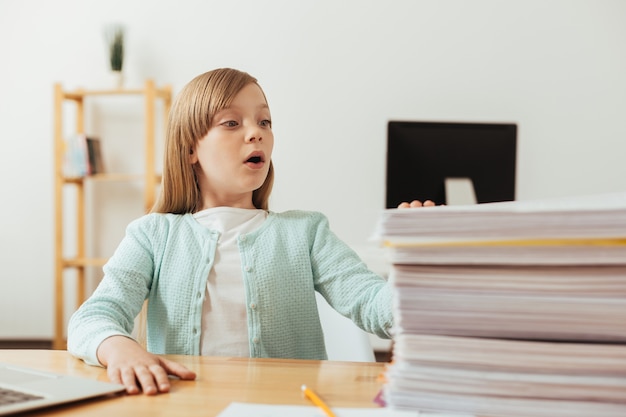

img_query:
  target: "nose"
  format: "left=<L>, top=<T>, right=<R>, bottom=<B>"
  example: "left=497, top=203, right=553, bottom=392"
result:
left=245, top=126, right=263, bottom=143
left=245, top=135, right=262, bottom=143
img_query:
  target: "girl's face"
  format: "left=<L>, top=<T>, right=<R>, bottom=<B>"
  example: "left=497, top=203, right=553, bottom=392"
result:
left=191, top=83, right=274, bottom=210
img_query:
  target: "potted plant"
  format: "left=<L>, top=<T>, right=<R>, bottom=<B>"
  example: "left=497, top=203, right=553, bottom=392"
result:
left=105, top=25, right=125, bottom=88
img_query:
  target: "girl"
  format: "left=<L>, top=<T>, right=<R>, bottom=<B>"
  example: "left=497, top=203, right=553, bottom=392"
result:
left=68, top=68, right=427, bottom=395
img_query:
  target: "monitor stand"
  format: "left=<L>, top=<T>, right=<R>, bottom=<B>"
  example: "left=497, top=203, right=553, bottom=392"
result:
left=445, top=177, right=477, bottom=205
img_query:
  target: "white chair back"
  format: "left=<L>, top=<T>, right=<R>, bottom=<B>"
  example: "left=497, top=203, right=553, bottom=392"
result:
left=315, top=293, right=376, bottom=362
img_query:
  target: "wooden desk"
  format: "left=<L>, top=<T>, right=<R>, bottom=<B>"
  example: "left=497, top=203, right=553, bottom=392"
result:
left=0, top=350, right=386, bottom=416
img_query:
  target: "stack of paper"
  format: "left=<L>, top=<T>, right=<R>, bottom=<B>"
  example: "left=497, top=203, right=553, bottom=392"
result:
left=392, top=264, right=626, bottom=342
left=376, top=192, right=626, bottom=417
left=377, top=192, right=626, bottom=241
left=377, top=192, right=626, bottom=265
left=386, top=335, right=626, bottom=417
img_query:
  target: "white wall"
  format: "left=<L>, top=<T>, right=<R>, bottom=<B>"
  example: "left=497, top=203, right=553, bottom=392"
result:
left=1, top=0, right=625, bottom=339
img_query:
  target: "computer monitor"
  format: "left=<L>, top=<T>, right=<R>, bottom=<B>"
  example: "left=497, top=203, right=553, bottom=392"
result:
left=385, top=121, right=517, bottom=208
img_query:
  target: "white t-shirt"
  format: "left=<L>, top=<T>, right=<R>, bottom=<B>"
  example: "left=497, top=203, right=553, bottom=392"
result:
left=193, top=207, right=267, bottom=357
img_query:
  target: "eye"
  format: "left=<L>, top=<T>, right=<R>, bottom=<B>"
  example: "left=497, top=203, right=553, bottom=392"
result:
left=259, top=119, right=272, bottom=128
left=221, top=120, right=238, bottom=128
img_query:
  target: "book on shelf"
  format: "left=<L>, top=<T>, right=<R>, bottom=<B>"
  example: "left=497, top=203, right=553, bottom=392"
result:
left=376, top=192, right=626, bottom=417
left=63, top=134, right=105, bottom=177
left=86, top=136, right=105, bottom=175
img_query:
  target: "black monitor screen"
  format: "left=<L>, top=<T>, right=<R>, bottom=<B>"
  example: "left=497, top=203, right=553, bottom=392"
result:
left=386, top=121, right=517, bottom=208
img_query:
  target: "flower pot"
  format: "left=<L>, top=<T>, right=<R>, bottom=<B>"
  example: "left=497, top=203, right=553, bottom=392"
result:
left=110, top=70, right=124, bottom=89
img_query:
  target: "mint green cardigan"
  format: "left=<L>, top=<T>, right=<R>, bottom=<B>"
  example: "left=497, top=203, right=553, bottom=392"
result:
left=68, top=210, right=392, bottom=365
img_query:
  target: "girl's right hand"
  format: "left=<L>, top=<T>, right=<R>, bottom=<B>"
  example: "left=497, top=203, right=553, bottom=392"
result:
left=96, top=335, right=197, bottom=395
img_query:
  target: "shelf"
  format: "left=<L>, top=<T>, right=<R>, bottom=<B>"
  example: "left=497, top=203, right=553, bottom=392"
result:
left=63, top=87, right=171, bottom=101
left=53, top=79, right=171, bottom=350
left=63, top=257, right=108, bottom=268
left=63, top=173, right=162, bottom=184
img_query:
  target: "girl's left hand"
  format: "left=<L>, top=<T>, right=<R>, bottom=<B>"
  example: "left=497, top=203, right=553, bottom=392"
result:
left=397, top=200, right=436, bottom=208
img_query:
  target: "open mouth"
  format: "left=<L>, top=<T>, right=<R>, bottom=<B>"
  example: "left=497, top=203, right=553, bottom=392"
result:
left=245, top=152, right=265, bottom=165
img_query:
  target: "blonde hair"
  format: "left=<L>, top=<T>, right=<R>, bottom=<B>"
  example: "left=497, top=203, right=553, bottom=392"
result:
left=153, top=68, right=274, bottom=213
left=136, top=69, right=274, bottom=348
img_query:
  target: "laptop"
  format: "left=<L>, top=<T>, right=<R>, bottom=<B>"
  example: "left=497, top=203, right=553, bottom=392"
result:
left=0, top=362, right=125, bottom=415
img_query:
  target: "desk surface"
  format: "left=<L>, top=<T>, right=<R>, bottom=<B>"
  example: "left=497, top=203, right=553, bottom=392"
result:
left=0, top=350, right=386, bottom=416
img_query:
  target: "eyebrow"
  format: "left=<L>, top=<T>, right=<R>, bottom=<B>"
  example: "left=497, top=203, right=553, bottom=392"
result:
left=223, top=103, right=269, bottom=112
left=212, top=104, right=270, bottom=123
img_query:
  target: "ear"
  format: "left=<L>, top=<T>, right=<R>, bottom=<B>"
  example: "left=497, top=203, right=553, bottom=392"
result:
left=189, top=147, right=198, bottom=164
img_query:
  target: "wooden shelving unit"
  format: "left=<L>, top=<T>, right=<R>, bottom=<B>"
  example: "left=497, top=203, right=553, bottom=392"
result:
left=53, top=80, right=172, bottom=349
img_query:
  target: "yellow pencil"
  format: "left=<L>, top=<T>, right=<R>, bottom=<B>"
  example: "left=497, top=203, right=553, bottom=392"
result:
left=301, top=384, right=338, bottom=417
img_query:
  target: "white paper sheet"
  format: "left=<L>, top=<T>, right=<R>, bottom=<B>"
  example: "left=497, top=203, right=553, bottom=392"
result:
left=216, top=402, right=421, bottom=417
